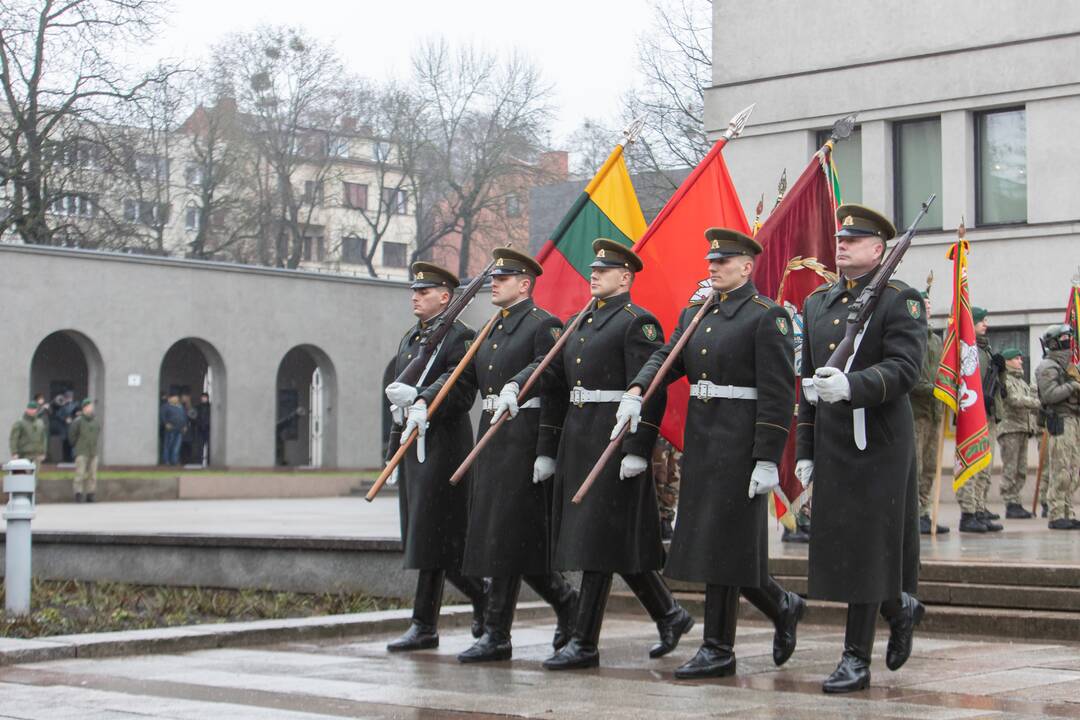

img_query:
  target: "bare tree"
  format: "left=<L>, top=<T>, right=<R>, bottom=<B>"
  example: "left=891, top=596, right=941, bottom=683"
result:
left=0, top=0, right=173, bottom=245
left=411, top=39, right=553, bottom=278
left=212, top=26, right=351, bottom=269
left=623, top=0, right=712, bottom=180
left=566, top=117, right=616, bottom=178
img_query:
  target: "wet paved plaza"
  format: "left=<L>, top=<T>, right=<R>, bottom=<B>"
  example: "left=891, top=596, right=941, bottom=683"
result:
left=2, top=616, right=1080, bottom=719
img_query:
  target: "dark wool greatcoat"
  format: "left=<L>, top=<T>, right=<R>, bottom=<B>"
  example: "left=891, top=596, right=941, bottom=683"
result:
left=512, top=291, right=667, bottom=574
left=632, top=281, right=794, bottom=587
left=796, top=275, right=926, bottom=604
left=422, top=298, right=567, bottom=577
left=391, top=316, right=477, bottom=571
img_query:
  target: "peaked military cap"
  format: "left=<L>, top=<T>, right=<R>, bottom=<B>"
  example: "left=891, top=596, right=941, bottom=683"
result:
left=410, top=262, right=459, bottom=290
left=81, top=398, right=93, bottom=407
left=25, top=401, right=38, bottom=410
left=704, top=227, right=762, bottom=260
left=1000, top=347, right=1023, bottom=360
left=836, top=204, right=896, bottom=241
left=971, top=306, right=988, bottom=323
left=490, top=246, right=543, bottom=277
left=590, top=238, right=643, bottom=272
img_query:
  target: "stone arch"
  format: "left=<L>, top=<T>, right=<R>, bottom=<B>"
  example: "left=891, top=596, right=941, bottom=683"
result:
left=29, top=330, right=105, bottom=463
left=159, top=338, right=226, bottom=466
left=275, top=344, right=338, bottom=468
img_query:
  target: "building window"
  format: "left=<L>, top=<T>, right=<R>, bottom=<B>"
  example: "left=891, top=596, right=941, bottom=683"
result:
left=122, top=198, right=168, bottom=225
left=302, top=232, right=325, bottom=262
left=185, top=205, right=200, bottom=232
left=134, top=153, right=168, bottom=180
left=382, top=187, right=408, bottom=215
left=184, top=164, right=204, bottom=186
left=976, top=108, right=1026, bottom=225
left=343, top=181, right=368, bottom=210
left=374, top=141, right=392, bottom=162
left=325, top=135, right=350, bottom=158
left=341, top=234, right=366, bottom=264
left=816, top=127, right=862, bottom=204
left=894, top=117, right=943, bottom=229
left=382, top=241, right=407, bottom=268
left=506, top=194, right=522, bottom=217
left=49, top=194, right=96, bottom=218
left=303, top=180, right=324, bottom=205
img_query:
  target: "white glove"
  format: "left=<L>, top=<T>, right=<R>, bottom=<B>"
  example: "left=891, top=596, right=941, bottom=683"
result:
left=403, top=401, right=429, bottom=463
left=813, top=366, right=851, bottom=403
left=748, top=460, right=779, bottom=497
left=386, top=464, right=399, bottom=487
left=385, top=382, right=418, bottom=409
left=390, top=404, right=404, bottom=426
left=490, top=382, right=520, bottom=424
left=610, top=392, right=643, bottom=439
left=801, top=378, right=819, bottom=406
left=619, top=453, right=648, bottom=480
left=532, top=455, right=555, bottom=484
left=795, top=459, right=814, bottom=489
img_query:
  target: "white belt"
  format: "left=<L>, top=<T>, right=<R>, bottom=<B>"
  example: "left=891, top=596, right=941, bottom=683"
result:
left=483, top=395, right=541, bottom=412
left=689, top=380, right=758, bottom=401
left=569, top=388, right=623, bottom=406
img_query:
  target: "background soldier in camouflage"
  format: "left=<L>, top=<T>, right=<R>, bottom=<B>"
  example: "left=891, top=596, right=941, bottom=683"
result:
left=1035, top=324, right=1080, bottom=530
left=911, top=291, right=947, bottom=534
left=9, top=402, right=46, bottom=466
left=957, top=307, right=1004, bottom=532
left=996, top=348, right=1041, bottom=519
left=652, top=437, right=681, bottom=540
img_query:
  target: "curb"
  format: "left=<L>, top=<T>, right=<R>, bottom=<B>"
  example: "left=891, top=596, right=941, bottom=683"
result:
left=0, top=601, right=551, bottom=666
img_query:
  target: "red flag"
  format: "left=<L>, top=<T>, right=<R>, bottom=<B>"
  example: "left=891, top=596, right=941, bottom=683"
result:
left=632, top=137, right=750, bottom=448
left=751, top=150, right=840, bottom=528
left=1068, top=283, right=1080, bottom=365
left=934, top=231, right=992, bottom=490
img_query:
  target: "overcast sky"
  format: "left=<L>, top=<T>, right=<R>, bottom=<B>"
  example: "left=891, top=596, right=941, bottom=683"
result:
left=143, top=0, right=656, bottom=146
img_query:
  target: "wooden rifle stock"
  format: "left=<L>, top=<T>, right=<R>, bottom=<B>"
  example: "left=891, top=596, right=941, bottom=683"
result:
left=449, top=298, right=597, bottom=486
left=366, top=309, right=501, bottom=501
left=572, top=292, right=718, bottom=504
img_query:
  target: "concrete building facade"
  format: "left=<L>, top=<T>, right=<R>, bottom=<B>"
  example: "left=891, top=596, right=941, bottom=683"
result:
left=706, top=0, right=1080, bottom=364
left=0, top=244, right=491, bottom=469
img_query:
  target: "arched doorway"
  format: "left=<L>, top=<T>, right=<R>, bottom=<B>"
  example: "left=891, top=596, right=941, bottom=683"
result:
left=159, top=338, right=226, bottom=467
left=30, top=330, right=105, bottom=463
left=275, top=345, right=337, bottom=468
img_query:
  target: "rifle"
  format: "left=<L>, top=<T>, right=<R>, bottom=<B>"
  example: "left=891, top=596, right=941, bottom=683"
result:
left=573, top=292, right=718, bottom=504
left=449, top=298, right=598, bottom=486
left=824, top=194, right=937, bottom=370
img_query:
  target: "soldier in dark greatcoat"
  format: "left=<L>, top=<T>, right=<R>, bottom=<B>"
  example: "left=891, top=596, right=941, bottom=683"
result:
left=796, top=204, right=927, bottom=693
left=382, top=262, right=486, bottom=652
left=421, top=247, right=578, bottom=663
left=619, top=228, right=805, bottom=679
left=494, top=239, right=693, bottom=671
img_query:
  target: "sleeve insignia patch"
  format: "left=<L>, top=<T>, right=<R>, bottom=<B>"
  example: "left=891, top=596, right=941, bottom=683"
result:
left=551, top=327, right=562, bottom=341
left=907, top=299, right=922, bottom=319
left=642, top=323, right=658, bottom=341
left=776, top=317, right=789, bottom=335
left=464, top=339, right=473, bottom=351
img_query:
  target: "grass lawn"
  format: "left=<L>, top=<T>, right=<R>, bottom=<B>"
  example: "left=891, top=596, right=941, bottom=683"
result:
left=1, top=580, right=404, bottom=638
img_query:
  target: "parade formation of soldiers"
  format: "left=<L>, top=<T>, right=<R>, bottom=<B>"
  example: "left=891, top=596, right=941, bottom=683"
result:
left=380, top=201, right=1080, bottom=694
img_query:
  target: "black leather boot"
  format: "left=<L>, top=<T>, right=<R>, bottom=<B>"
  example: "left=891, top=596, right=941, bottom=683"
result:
left=458, top=576, right=519, bottom=663
left=742, top=576, right=805, bottom=666
left=975, top=510, right=1003, bottom=531
left=524, top=572, right=578, bottom=650
left=959, top=512, right=988, bottom=533
left=1005, top=502, right=1033, bottom=519
left=543, top=572, right=611, bottom=670
left=446, top=570, right=486, bottom=639
left=622, top=570, right=694, bottom=658
left=822, top=602, right=877, bottom=693
left=387, top=569, right=444, bottom=652
left=675, top=584, right=738, bottom=679
left=880, top=593, right=925, bottom=671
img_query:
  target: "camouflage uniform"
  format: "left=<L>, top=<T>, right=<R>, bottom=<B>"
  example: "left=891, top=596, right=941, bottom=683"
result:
left=652, top=437, right=681, bottom=524
left=957, top=335, right=999, bottom=514
left=911, top=327, right=944, bottom=515
left=996, top=369, right=1040, bottom=506
left=1036, top=348, right=1080, bottom=523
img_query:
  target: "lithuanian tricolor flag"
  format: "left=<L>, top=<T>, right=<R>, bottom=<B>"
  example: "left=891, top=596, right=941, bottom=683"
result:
left=533, top=143, right=647, bottom=319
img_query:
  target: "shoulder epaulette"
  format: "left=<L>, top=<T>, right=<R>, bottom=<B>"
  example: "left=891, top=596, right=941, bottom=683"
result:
left=622, top=304, right=640, bottom=318
left=886, top=280, right=908, bottom=293
left=808, top=283, right=832, bottom=297
left=751, top=294, right=775, bottom=310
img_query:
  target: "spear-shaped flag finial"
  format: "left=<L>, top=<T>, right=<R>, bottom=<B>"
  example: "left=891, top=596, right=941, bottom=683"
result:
left=722, top=103, right=756, bottom=141
left=830, top=113, right=858, bottom=142
left=621, top=116, right=646, bottom=147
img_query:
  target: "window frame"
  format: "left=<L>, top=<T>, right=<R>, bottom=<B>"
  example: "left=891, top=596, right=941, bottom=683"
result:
left=892, top=115, right=944, bottom=232
left=382, top=241, right=407, bottom=268
left=974, top=105, right=1027, bottom=228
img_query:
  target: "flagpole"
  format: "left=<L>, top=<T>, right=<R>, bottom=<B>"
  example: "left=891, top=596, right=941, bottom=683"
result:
left=929, top=409, right=949, bottom=537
